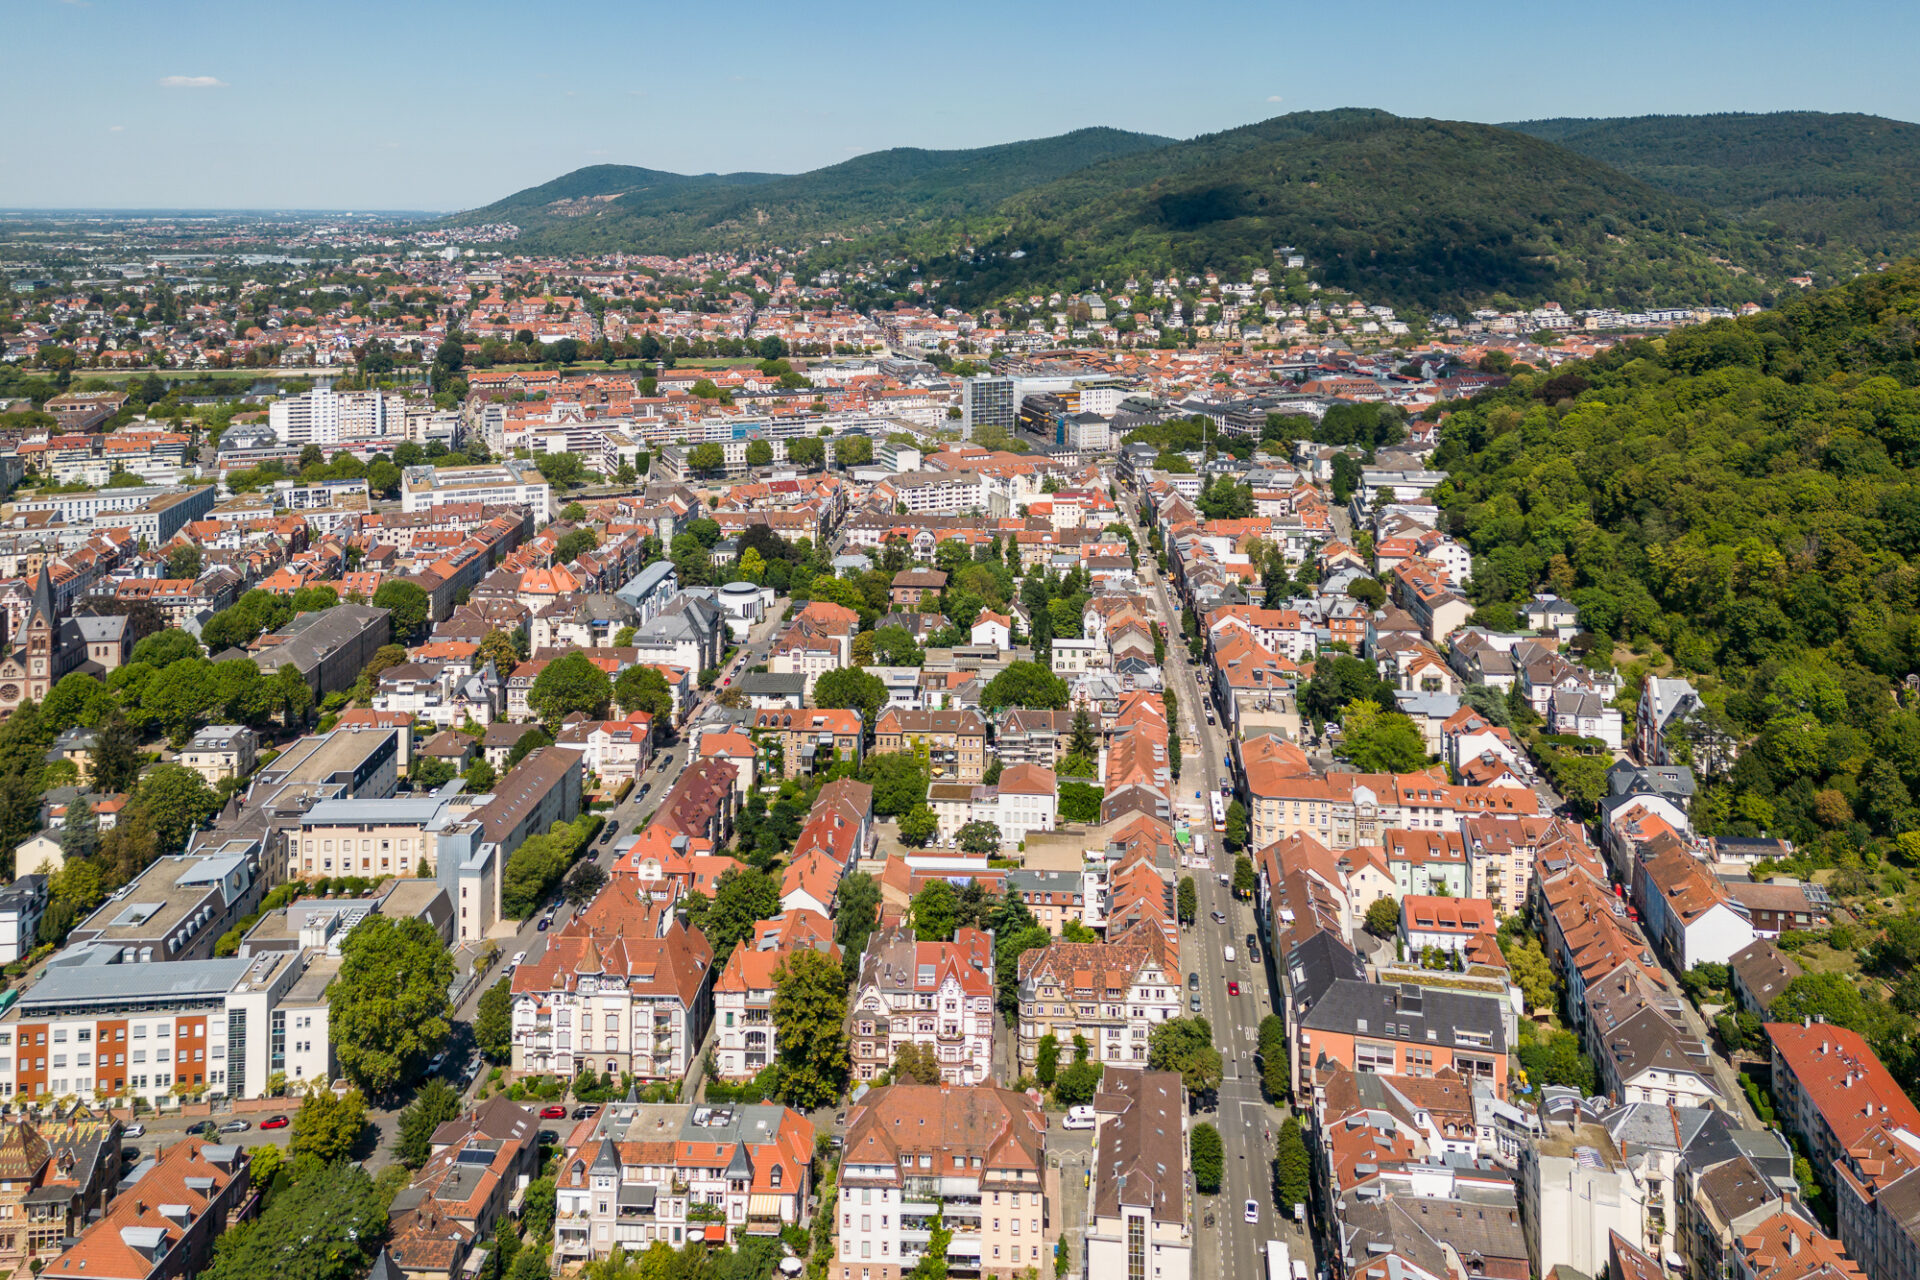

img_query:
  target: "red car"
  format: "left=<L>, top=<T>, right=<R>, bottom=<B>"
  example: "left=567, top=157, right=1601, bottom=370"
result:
left=540, top=1105, right=568, bottom=1120
left=1227, top=981, right=1241, bottom=996
left=260, top=1115, right=290, bottom=1130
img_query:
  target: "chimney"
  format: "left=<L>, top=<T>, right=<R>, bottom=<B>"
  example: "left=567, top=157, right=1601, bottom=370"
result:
left=1788, top=1234, right=1800, bottom=1258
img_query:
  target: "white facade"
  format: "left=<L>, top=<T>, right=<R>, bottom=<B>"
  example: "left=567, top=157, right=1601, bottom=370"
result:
left=268, top=386, right=396, bottom=446
left=400, top=460, right=554, bottom=519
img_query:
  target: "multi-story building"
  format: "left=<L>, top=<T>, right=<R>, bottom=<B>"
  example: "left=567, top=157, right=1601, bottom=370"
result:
left=1083, top=1068, right=1190, bottom=1280
left=552, top=1099, right=813, bottom=1265
left=510, top=887, right=712, bottom=1083
left=0, top=1107, right=124, bottom=1271
left=871, top=709, right=988, bottom=783
left=66, top=851, right=262, bottom=965
left=712, top=931, right=842, bottom=1083
left=47, top=1139, right=250, bottom=1280
left=848, top=925, right=996, bottom=1085
left=752, top=708, right=864, bottom=779
left=267, top=385, right=397, bottom=445
left=1014, top=929, right=1180, bottom=1071
left=248, top=603, right=390, bottom=697
left=1517, top=1105, right=1650, bottom=1280
left=401, top=460, right=553, bottom=520
left=0, top=947, right=332, bottom=1106
left=960, top=376, right=1016, bottom=441
left=835, top=1083, right=1054, bottom=1280
left=1294, top=979, right=1509, bottom=1096
left=176, top=725, right=260, bottom=786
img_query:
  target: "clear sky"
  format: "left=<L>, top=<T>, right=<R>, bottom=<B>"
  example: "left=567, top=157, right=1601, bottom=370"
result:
left=6, top=0, right=1918, bottom=212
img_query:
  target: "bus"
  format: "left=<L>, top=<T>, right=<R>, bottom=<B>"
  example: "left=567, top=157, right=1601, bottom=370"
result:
left=1266, top=1240, right=1291, bottom=1280
left=1210, top=792, right=1227, bottom=833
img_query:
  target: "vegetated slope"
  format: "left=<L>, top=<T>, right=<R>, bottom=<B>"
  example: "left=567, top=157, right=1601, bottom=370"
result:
left=445, top=127, right=1174, bottom=255
left=1432, top=259, right=1920, bottom=851
left=1507, top=112, right=1920, bottom=257
left=917, top=109, right=1812, bottom=313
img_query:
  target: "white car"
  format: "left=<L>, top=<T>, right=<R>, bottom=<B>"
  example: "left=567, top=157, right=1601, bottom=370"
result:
left=1244, top=1199, right=1259, bottom=1224
left=1063, top=1106, right=1096, bottom=1130
left=509, top=951, right=527, bottom=971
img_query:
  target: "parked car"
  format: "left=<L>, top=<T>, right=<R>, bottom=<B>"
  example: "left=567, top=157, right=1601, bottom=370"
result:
left=1189, top=993, right=1202, bottom=1012
left=600, top=820, right=620, bottom=844
left=261, top=1115, right=290, bottom=1130
left=1187, top=972, right=1199, bottom=990
left=537, top=916, right=551, bottom=931
left=572, top=1105, right=600, bottom=1120
left=123, top=1124, right=145, bottom=1139
left=1063, top=1106, right=1096, bottom=1131
left=509, top=951, right=527, bottom=971
left=540, top=1104, right=568, bottom=1120
left=220, top=1119, right=250, bottom=1134
left=185, top=1121, right=215, bottom=1137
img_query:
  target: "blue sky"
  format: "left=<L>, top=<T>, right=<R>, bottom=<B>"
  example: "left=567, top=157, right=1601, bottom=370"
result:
left=5, top=0, right=1919, bottom=212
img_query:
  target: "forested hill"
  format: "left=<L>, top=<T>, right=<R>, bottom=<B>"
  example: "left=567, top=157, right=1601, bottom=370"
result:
left=911, top=109, right=1810, bottom=313
left=441, top=128, right=1173, bottom=256
left=1432, top=259, right=1920, bottom=849
left=1506, top=112, right=1920, bottom=258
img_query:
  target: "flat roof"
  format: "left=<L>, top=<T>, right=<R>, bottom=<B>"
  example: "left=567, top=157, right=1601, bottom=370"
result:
left=14, top=957, right=253, bottom=1013
left=264, top=726, right=394, bottom=783
left=302, top=795, right=456, bottom=827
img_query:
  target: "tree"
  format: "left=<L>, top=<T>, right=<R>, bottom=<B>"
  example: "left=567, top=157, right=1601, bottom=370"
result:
left=1276, top=1116, right=1311, bottom=1213
left=908, top=1211, right=952, bottom=1280
left=898, top=803, right=937, bottom=847
left=1149, top=1017, right=1223, bottom=1097
left=290, top=1084, right=368, bottom=1163
left=1365, top=897, right=1400, bottom=938
left=614, top=663, right=674, bottom=721
left=980, top=661, right=1069, bottom=712
left=1300, top=655, right=1397, bottom=724
left=1053, top=1059, right=1102, bottom=1105
left=772, top=948, right=850, bottom=1110
left=465, top=758, right=497, bottom=792
left=1232, top=855, right=1256, bottom=900
left=1506, top=935, right=1558, bottom=1012
left=555, top=527, right=599, bottom=565
left=834, top=435, right=874, bottom=466
left=1068, top=707, right=1098, bottom=759
left=1191, top=1122, right=1224, bottom=1194
left=129, top=629, right=202, bottom=669
left=745, top=439, right=774, bottom=467
left=785, top=436, right=824, bottom=469
left=892, top=1042, right=942, bottom=1084
left=686, top=442, right=725, bottom=475
left=1225, top=800, right=1249, bottom=850
left=1058, top=781, right=1102, bottom=823
left=394, top=1079, right=463, bottom=1167
left=201, top=1160, right=385, bottom=1280
left=913, top=880, right=958, bottom=941
left=330, top=916, right=455, bottom=1096
left=537, top=452, right=588, bottom=489
left=475, top=977, right=513, bottom=1063
left=955, top=821, right=1002, bottom=855
left=60, top=794, right=99, bottom=862
left=1340, top=699, right=1428, bottom=772
left=1770, top=973, right=1884, bottom=1037
left=564, top=859, right=608, bottom=907
left=137, top=764, right=221, bottom=853
left=1177, top=876, right=1197, bottom=925
left=814, top=667, right=888, bottom=726
left=529, top=651, right=613, bottom=730
left=409, top=757, right=458, bottom=792
left=478, top=628, right=520, bottom=675
left=1036, top=1034, right=1060, bottom=1087
left=704, top=867, right=781, bottom=965
left=870, top=626, right=923, bottom=667
left=835, top=872, right=882, bottom=971
left=1258, top=1014, right=1288, bottom=1102
left=862, top=752, right=930, bottom=817
left=373, top=580, right=430, bottom=643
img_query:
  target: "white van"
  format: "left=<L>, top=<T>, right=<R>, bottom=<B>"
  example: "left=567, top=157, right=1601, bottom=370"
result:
left=1063, top=1106, right=1096, bottom=1130
left=1224, top=945, right=1236, bottom=964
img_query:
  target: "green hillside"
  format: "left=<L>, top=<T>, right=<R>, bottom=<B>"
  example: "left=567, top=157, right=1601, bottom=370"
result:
left=443, top=127, right=1173, bottom=255
left=1433, top=260, right=1920, bottom=851
left=910, top=109, right=1815, bottom=313
left=1507, top=112, right=1920, bottom=256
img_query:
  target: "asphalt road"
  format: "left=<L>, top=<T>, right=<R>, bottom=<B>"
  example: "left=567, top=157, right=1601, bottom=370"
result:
left=1126, top=497, right=1311, bottom=1280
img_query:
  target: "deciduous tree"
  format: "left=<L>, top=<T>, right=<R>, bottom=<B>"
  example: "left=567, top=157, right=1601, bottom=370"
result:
left=330, top=916, right=455, bottom=1096
left=772, top=948, right=850, bottom=1110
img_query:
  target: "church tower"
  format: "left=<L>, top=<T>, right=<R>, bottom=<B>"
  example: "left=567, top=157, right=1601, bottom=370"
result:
left=24, top=563, right=54, bottom=699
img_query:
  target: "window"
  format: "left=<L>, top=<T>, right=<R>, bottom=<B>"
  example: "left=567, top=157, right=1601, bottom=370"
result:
left=1355, top=1041, right=1396, bottom=1074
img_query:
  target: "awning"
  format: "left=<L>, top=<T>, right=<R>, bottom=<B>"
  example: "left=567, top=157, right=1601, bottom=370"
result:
left=748, top=1193, right=783, bottom=1216
left=703, top=1223, right=728, bottom=1242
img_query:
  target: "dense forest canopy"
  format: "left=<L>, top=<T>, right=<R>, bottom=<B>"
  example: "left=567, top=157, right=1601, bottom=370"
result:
left=1434, top=260, right=1920, bottom=849
left=440, top=128, right=1172, bottom=255
left=445, top=110, right=1920, bottom=313
left=1508, top=112, right=1920, bottom=258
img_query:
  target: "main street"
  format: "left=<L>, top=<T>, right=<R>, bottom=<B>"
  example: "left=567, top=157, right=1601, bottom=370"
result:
left=1125, top=497, right=1311, bottom=1280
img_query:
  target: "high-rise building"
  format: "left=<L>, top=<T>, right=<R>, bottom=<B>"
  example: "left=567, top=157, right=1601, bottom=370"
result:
left=960, top=377, right=1014, bottom=442
left=267, top=384, right=395, bottom=446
